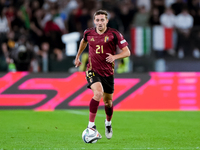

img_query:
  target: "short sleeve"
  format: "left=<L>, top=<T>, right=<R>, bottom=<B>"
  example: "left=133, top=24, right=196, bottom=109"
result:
left=83, top=29, right=89, bottom=42
left=115, top=31, right=128, bottom=49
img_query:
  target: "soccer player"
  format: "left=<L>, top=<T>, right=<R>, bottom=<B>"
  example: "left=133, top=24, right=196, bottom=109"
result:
left=75, top=10, right=130, bottom=139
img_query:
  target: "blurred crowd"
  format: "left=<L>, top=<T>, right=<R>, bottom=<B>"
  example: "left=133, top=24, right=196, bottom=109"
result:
left=0, top=0, right=200, bottom=72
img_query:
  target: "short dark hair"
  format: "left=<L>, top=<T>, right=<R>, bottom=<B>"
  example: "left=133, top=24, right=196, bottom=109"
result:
left=94, top=10, right=108, bottom=19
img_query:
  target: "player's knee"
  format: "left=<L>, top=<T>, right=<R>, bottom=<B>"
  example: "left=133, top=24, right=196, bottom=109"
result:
left=108, top=101, right=113, bottom=107
left=105, top=102, right=108, bottom=107
left=105, top=100, right=112, bottom=108
left=94, top=90, right=103, bottom=100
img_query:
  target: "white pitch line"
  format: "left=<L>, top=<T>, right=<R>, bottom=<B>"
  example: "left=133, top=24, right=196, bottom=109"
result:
left=65, top=110, right=104, bottom=117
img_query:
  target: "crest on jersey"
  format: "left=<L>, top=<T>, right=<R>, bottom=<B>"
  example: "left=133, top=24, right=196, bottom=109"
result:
left=104, top=36, right=109, bottom=42
left=90, top=37, right=95, bottom=41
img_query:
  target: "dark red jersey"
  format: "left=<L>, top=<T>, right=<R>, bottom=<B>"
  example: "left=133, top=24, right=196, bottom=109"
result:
left=83, top=27, right=128, bottom=77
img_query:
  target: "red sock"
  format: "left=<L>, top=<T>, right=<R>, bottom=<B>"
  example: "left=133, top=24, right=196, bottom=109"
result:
left=105, top=104, right=113, bottom=121
left=89, top=98, right=99, bottom=122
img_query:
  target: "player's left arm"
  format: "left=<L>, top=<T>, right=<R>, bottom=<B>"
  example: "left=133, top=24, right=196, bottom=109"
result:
left=106, top=46, right=130, bottom=63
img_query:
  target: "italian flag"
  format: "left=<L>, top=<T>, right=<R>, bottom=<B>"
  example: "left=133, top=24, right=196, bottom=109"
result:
left=153, top=26, right=174, bottom=51
left=131, top=27, right=151, bottom=56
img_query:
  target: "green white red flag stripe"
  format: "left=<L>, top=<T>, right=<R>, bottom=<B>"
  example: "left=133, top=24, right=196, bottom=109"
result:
left=131, top=27, right=151, bottom=56
left=153, top=26, right=174, bottom=51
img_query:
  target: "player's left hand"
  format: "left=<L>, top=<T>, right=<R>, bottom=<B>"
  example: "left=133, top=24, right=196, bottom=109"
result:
left=106, top=53, right=115, bottom=63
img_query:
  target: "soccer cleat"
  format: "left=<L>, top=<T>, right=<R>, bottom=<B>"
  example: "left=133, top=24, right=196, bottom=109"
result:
left=105, top=120, right=113, bottom=139
left=89, top=125, right=96, bottom=130
left=88, top=125, right=102, bottom=139
left=96, top=131, right=102, bottom=139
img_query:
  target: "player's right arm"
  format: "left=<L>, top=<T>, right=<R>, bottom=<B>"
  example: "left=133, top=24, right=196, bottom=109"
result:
left=75, top=38, right=88, bottom=67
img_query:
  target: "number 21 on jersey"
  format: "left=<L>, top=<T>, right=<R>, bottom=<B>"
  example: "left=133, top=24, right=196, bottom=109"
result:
left=96, top=45, right=103, bottom=54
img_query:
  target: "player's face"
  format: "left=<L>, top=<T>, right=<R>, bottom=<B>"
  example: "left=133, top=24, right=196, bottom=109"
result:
left=94, top=14, right=108, bottom=33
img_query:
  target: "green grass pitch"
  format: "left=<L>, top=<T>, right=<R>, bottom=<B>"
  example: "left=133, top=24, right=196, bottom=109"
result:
left=0, top=110, right=200, bottom=150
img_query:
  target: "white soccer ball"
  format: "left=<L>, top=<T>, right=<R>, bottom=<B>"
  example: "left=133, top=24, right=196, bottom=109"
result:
left=82, top=128, right=100, bottom=143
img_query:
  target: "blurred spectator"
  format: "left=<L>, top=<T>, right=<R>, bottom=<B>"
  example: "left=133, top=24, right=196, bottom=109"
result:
left=37, top=42, right=50, bottom=72
left=132, top=5, right=150, bottom=27
left=12, top=0, right=24, bottom=9
left=30, top=8, right=45, bottom=46
left=9, top=35, right=35, bottom=71
left=67, top=0, right=85, bottom=34
left=20, top=0, right=31, bottom=29
left=0, top=6, right=10, bottom=34
left=0, top=0, right=8, bottom=8
left=190, top=3, right=200, bottom=59
left=190, top=24, right=200, bottom=59
left=0, top=6, right=10, bottom=71
left=102, top=0, right=115, bottom=11
left=30, top=0, right=41, bottom=14
left=149, top=7, right=161, bottom=26
left=137, top=0, right=151, bottom=12
left=67, top=8, right=79, bottom=33
left=13, top=45, right=34, bottom=71
left=117, top=1, right=136, bottom=34
left=5, top=4, right=15, bottom=23
left=43, top=5, right=66, bottom=33
left=188, top=0, right=200, bottom=17
left=188, top=0, right=200, bottom=27
left=79, top=8, right=91, bottom=32
left=11, top=8, right=27, bottom=38
left=193, top=9, right=200, bottom=27
left=94, top=0, right=102, bottom=10
left=175, top=7, right=194, bottom=58
left=107, top=10, right=123, bottom=31
left=0, top=30, right=16, bottom=71
left=171, top=0, right=185, bottom=15
left=165, top=0, right=176, bottom=8
left=151, top=0, right=165, bottom=16
left=61, top=0, right=78, bottom=21
left=2, top=30, right=16, bottom=57
left=43, top=4, right=66, bottom=61
left=1, top=30, right=17, bottom=71
left=160, top=7, right=177, bottom=56
left=160, top=7, right=176, bottom=28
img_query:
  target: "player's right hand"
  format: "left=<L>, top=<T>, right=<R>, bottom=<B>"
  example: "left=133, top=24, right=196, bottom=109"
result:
left=74, top=58, right=82, bottom=67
